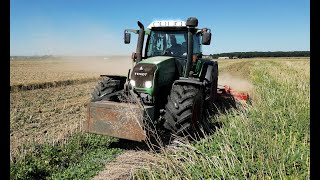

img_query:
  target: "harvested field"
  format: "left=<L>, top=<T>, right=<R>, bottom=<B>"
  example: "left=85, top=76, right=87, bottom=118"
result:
left=10, top=57, right=310, bottom=179
left=10, top=56, right=132, bottom=160
left=10, top=56, right=132, bottom=90
left=10, top=81, right=96, bottom=160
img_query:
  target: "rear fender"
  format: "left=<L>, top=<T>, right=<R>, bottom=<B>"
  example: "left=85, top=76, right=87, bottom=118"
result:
left=173, top=77, right=204, bottom=87
left=99, top=75, right=127, bottom=89
left=100, top=75, right=127, bottom=81
left=199, top=61, right=218, bottom=84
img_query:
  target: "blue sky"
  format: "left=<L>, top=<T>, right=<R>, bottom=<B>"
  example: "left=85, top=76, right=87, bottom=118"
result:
left=10, top=0, right=310, bottom=56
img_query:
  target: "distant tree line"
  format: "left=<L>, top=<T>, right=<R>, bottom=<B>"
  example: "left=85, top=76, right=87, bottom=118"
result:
left=10, top=55, right=56, bottom=60
left=209, top=51, right=310, bottom=59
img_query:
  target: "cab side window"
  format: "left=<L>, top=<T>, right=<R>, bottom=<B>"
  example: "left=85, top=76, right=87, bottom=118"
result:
left=193, top=34, right=201, bottom=54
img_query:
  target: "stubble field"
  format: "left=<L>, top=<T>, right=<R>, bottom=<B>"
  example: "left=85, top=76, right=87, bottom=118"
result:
left=10, top=56, right=132, bottom=159
left=10, top=56, right=310, bottom=179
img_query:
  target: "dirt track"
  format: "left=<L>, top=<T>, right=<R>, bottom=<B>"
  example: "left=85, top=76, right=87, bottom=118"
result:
left=93, top=150, right=157, bottom=180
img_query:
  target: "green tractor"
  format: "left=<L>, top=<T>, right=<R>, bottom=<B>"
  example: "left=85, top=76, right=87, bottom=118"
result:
left=84, top=17, right=218, bottom=141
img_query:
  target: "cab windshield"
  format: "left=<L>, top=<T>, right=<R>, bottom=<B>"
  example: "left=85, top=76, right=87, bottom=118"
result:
left=146, top=31, right=187, bottom=57
left=146, top=30, right=202, bottom=58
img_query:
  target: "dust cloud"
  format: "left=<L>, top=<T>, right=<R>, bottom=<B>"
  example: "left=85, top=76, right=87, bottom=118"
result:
left=54, top=56, right=133, bottom=76
left=218, top=72, right=253, bottom=92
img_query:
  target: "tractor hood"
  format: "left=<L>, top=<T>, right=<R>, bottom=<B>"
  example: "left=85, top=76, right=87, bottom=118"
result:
left=138, top=56, right=175, bottom=65
left=130, top=56, right=176, bottom=96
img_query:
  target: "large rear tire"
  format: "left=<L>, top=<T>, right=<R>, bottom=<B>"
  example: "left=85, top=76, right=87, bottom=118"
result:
left=209, top=65, right=218, bottom=102
left=163, top=84, right=204, bottom=135
left=91, top=77, right=121, bottom=102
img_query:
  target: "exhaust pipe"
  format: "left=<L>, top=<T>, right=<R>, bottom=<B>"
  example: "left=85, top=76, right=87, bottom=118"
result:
left=184, top=17, right=198, bottom=78
left=184, top=28, right=194, bottom=77
left=136, top=21, right=145, bottom=63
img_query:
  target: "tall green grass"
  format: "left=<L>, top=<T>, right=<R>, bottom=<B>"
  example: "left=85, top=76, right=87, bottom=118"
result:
left=134, top=60, right=310, bottom=179
left=10, top=133, right=122, bottom=180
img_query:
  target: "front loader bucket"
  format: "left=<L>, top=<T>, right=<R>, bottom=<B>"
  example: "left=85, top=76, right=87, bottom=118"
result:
left=84, top=101, right=147, bottom=141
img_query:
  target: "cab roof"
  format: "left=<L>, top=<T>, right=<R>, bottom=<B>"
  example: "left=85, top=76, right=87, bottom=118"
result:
left=147, top=20, right=186, bottom=29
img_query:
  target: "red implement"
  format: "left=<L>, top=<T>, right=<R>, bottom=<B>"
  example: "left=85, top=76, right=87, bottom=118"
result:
left=217, top=85, right=250, bottom=104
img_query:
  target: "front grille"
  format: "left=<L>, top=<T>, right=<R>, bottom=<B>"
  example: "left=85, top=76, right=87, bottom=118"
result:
left=131, top=63, right=157, bottom=88
left=135, top=79, right=146, bottom=88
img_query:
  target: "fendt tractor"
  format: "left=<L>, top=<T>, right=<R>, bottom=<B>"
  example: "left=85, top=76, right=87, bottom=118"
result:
left=84, top=17, right=247, bottom=142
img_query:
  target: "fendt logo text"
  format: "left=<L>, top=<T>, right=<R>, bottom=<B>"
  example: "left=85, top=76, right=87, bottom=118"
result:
left=135, top=72, right=147, bottom=76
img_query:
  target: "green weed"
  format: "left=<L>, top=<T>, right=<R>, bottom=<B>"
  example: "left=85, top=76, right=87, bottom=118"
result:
left=10, top=133, right=122, bottom=180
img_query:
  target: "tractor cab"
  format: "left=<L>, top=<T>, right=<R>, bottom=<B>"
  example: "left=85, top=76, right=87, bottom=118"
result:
left=124, top=18, right=212, bottom=79
left=144, top=21, right=202, bottom=59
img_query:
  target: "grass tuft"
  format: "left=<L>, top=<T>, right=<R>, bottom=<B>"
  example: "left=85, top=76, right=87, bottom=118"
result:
left=10, top=133, right=122, bottom=180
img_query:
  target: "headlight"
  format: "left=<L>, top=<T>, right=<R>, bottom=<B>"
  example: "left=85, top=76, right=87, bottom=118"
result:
left=130, top=80, right=136, bottom=87
left=145, top=81, right=152, bottom=88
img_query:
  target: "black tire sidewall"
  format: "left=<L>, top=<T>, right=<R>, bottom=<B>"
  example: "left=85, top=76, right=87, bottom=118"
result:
left=163, top=84, right=205, bottom=135
left=91, top=77, right=118, bottom=102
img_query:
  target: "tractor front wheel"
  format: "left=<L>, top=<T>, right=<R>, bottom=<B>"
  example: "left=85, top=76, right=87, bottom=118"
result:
left=91, top=77, right=121, bottom=102
left=163, top=84, right=204, bottom=135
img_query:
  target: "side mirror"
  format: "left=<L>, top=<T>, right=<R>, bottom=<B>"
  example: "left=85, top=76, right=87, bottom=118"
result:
left=124, top=32, right=131, bottom=44
left=202, top=32, right=211, bottom=45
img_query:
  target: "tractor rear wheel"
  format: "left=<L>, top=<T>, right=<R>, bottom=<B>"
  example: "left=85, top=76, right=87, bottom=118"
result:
left=163, top=84, right=204, bottom=135
left=209, top=65, right=218, bottom=102
left=91, top=77, right=121, bottom=102
left=210, top=75, right=218, bottom=102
